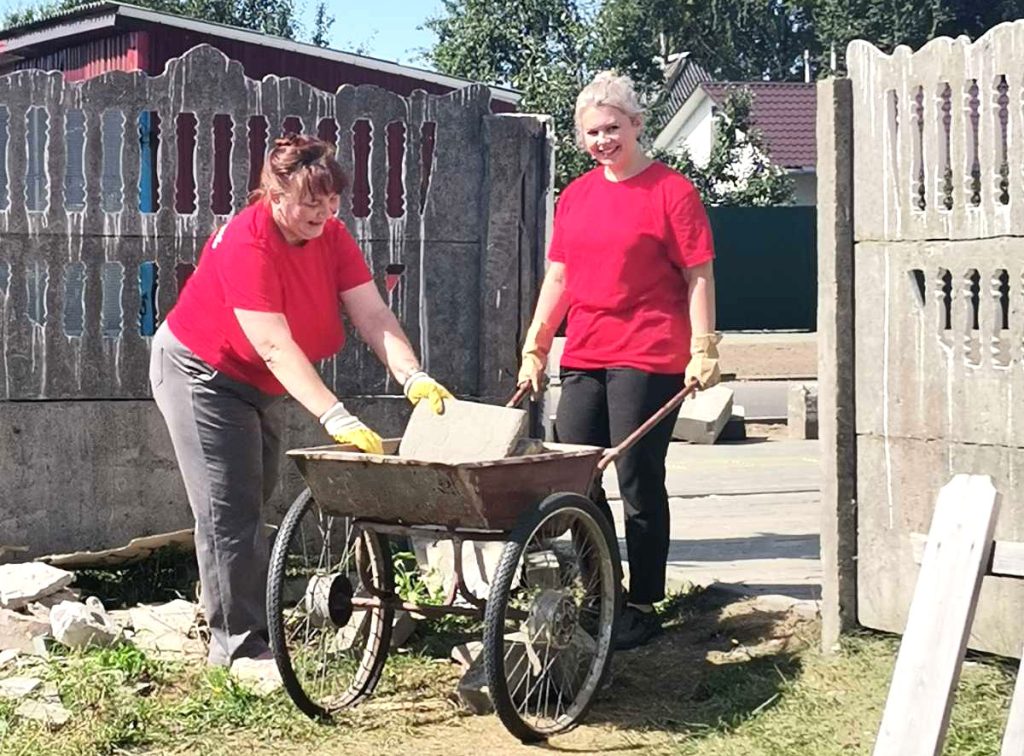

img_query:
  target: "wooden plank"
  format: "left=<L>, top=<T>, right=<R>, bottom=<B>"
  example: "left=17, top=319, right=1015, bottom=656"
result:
left=873, top=475, right=1000, bottom=756
left=910, top=533, right=1024, bottom=578
left=1001, top=652, right=1024, bottom=756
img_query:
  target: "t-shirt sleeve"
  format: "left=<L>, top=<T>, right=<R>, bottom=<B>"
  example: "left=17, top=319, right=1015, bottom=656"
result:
left=218, top=238, right=284, bottom=312
left=332, top=222, right=374, bottom=292
left=547, top=187, right=574, bottom=263
left=666, top=181, right=715, bottom=269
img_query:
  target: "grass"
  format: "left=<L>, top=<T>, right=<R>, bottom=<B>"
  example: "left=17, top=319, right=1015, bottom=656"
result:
left=0, top=570, right=1015, bottom=755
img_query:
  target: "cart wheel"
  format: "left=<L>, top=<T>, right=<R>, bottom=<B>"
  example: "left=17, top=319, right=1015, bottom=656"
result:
left=483, top=492, right=622, bottom=743
left=267, top=488, right=394, bottom=719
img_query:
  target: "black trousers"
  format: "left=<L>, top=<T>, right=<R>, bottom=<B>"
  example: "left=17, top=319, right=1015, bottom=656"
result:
left=555, top=367, right=685, bottom=605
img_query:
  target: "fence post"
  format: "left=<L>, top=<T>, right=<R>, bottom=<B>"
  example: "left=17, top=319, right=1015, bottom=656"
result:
left=817, top=77, right=857, bottom=650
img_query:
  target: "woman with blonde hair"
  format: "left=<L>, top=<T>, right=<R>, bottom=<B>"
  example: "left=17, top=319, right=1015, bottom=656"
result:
left=518, top=72, right=720, bottom=650
left=150, top=133, right=451, bottom=671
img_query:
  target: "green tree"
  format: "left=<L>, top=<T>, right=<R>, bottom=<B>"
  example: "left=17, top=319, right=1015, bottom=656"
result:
left=310, top=1, right=334, bottom=47
left=658, top=88, right=794, bottom=206
left=424, top=0, right=596, bottom=190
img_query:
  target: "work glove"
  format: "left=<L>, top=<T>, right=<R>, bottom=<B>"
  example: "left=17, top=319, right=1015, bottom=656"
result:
left=320, top=402, right=384, bottom=454
left=685, top=332, right=722, bottom=389
left=403, top=371, right=453, bottom=414
left=517, top=320, right=555, bottom=396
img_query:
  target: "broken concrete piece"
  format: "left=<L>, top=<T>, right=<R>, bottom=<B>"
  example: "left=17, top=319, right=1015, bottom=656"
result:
left=50, top=598, right=119, bottom=650
left=673, top=385, right=734, bottom=444
left=0, top=676, right=41, bottom=699
left=450, top=641, right=483, bottom=670
left=524, top=550, right=561, bottom=590
left=0, top=648, right=20, bottom=669
left=128, top=600, right=203, bottom=658
left=718, top=405, right=747, bottom=442
left=42, top=529, right=195, bottom=569
left=399, top=399, right=528, bottom=463
left=16, top=700, right=72, bottom=729
left=28, top=588, right=82, bottom=612
left=229, top=657, right=282, bottom=696
left=390, top=611, right=417, bottom=650
left=456, top=638, right=528, bottom=716
left=0, top=562, right=75, bottom=610
left=415, top=538, right=509, bottom=601
left=787, top=382, right=818, bottom=440
left=0, top=608, right=51, bottom=654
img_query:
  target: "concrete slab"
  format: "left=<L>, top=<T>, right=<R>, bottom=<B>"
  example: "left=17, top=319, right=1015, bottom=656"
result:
left=399, top=399, right=527, bottom=463
left=0, top=563, right=75, bottom=610
left=673, top=385, right=733, bottom=444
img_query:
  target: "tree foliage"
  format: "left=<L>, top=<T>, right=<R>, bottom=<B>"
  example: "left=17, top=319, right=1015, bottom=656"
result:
left=310, top=1, right=334, bottom=47
left=426, top=0, right=1024, bottom=199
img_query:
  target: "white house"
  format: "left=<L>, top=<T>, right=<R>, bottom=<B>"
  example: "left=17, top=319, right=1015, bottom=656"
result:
left=654, top=80, right=818, bottom=206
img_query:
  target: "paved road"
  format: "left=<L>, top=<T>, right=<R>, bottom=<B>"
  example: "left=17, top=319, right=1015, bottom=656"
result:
left=603, top=439, right=822, bottom=600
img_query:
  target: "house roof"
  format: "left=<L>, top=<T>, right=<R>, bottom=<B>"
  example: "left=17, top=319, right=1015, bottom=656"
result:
left=0, top=1, right=520, bottom=105
left=652, top=53, right=712, bottom=131
left=701, top=82, right=816, bottom=168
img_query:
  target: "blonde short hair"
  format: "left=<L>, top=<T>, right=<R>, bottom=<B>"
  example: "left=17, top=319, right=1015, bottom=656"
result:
left=574, top=70, right=645, bottom=148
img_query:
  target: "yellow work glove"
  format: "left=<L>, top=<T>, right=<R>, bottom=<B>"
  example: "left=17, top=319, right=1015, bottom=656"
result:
left=319, top=402, right=384, bottom=454
left=517, top=320, right=555, bottom=396
left=685, top=332, right=722, bottom=389
left=403, top=371, right=453, bottom=414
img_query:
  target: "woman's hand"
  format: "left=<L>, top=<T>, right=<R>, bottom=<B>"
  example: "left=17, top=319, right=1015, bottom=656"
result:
left=320, top=402, right=384, bottom=454
left=685, top=332, right=722, bottom=389
left=518, top=320, right=555, bottom=397
left=403, top=371, right=453, bottom=414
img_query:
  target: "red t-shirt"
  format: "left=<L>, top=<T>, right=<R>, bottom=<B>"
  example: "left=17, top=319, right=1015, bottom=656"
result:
left=548, top=162, right=715, bottom=374
left=166, top=201, right=373, bottom=395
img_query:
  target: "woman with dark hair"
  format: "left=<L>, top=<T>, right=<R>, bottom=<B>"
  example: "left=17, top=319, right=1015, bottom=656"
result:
left=150, top=133, right=451, bottom=672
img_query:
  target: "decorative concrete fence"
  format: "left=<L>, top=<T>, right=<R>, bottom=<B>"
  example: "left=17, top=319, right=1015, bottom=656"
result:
left=820, top=23, right=1024, bottom=657
left=0, top=45, right=552, bottom=557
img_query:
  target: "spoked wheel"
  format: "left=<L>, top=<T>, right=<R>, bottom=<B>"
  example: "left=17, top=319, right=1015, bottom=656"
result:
left=483, top=492, right=622, bottom=743
left=267, top=488, right=394, bottom=719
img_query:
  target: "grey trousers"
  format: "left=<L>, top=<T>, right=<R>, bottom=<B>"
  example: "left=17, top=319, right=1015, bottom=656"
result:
left=150, top=323, right=284, bottom=666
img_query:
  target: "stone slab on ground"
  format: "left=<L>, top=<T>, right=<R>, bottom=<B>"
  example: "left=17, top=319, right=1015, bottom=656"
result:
left=42, top=529, right=195, bottom=569
left=0, top=608, right=51, bottom=654
left=230, top=657, right=282, bottom=696
left=0, top=563, right=75, bottom=610
left=399, top=399, right=527, bottom=463
left=0, top=649, right=20, bottom=669
left=673, top=385, right=734, bottom=444
left=128, top=600, right=203, bottom=658
left=15, top=700, right=71, bottom=729
left=0, top=676, right=41, bottom=699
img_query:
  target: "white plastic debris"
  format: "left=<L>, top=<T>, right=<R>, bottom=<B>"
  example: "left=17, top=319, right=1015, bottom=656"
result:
left=50, top=597, right=119, bottom=650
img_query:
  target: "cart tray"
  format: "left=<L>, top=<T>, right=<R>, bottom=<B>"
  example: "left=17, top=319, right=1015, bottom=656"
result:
left=286, top=440, right=604, bottom=531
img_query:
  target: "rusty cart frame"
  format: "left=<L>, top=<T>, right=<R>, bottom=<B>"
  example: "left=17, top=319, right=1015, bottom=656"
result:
left=266, top=382, right=697, bottom=743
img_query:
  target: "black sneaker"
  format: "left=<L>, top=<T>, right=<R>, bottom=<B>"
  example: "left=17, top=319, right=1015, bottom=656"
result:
left=613, top=606, right=663, bottom=651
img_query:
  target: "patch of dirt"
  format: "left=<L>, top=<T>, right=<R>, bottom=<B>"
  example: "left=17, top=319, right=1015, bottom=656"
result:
left=308, top=588, right=820, bottom=756
left=720, top=338, right=817, bottom=380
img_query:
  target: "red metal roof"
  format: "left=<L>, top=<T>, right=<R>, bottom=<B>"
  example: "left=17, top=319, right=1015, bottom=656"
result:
left=702, top=82, right=816, bottom=168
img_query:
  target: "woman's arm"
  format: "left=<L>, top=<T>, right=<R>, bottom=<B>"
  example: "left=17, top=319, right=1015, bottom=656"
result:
left=233, top=309, right=338, bottom=417
left=339, top=280, right=422, bottom=384
left=683, top=260, right=716, bottom=335
left=531, top=262, right=569, bottom=329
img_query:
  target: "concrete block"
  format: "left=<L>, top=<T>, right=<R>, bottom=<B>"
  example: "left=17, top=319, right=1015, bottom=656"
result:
left=127, top=600, right=203, bottom=659
left=787, top=382, right=819, bottom=440
left=0, top=563, right=75, bottom=610
left=0, top=649, right=20, bottom=669
left=415, top=538, right=508, bottom=601
left=456, top=639, right=528, bottom=715
left=399, top=399, right=528, bottom=463
left=719, top=405, right=747, bottom=442
left=673, top=385, right=734, bottom=444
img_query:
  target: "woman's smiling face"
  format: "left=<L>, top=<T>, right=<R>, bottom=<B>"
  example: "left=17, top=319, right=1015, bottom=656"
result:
left=578, top=104, right=642, bottom=170
left=272, top=190, right=341, bottom=245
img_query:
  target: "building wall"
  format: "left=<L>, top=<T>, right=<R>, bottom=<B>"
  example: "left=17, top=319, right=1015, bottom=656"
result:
left=0, top=45, right=551, bottom=558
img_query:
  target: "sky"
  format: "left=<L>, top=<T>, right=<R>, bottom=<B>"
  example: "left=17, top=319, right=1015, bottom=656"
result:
left=0, top=0, right=447, bottom=69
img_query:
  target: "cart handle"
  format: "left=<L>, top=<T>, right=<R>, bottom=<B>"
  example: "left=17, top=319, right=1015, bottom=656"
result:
left=506, top=382, right=533, bottom=408
left=596, top=380, right=700, bottom=472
